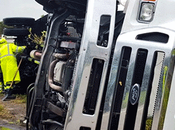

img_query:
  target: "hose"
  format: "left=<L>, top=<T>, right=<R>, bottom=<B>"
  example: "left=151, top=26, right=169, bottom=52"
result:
left=48, top=59, right=63, bottom=92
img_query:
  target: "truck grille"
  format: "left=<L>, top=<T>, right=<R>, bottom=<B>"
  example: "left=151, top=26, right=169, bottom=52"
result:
left=106, top=47, right=165, bottom=130
left=101, top=28, right=175, bottom=130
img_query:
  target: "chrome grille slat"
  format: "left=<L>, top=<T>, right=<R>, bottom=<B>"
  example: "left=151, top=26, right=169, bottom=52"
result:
left=151, top=54, right=170, bottom=130
left=100, top=46, right=123, bottom=130
left=147, top=52, right=164, bottom=118
left=134, top=52, right=154, bottom=130
left=118, top=48, right=137, bottom=130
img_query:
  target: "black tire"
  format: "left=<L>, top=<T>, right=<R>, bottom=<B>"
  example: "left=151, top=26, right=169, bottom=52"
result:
left=36, top=0, right=87, bottom=13
left=3, top=28, right=29, bottom=36
left=3, top=17, right=35, bottom=26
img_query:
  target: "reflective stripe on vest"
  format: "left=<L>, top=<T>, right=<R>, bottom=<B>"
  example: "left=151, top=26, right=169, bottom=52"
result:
left=0, top=54, right=15, bottom=59
left=7, top=44, right=10, bottom=54
left=16, top=46, right=18, bottom=54
left=16, top=46, right=25, bottom=54
left=0, top=44, right=15, bottom=59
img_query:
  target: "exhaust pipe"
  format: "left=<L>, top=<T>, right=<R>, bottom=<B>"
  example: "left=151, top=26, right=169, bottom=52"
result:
left=48, top=59, right=63, bottom=92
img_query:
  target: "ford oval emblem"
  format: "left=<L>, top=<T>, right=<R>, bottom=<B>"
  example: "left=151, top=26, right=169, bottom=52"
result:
left=129, top=84, right=140, bottom=105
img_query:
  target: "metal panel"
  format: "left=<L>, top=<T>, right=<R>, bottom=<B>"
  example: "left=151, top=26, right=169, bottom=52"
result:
left=64, top=0, right=117, bottom=129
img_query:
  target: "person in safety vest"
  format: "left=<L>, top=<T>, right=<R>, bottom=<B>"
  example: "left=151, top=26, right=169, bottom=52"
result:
left=0, top=37, right=26, bottom=100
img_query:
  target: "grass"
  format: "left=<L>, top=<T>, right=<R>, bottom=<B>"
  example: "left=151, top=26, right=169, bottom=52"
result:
left=158, top=85, right=170, bottom=130
left=12, top=94, right=27, bottom=104
left=145, top=118, right=153, bottom=130
left=0, top=104, right=4, bottom=111
left=0, top=104, right=11, bottom=120
left=0, top=126, right=12, bottom=130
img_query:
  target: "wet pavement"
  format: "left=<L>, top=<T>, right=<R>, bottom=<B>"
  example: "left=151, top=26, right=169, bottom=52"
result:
left=0, top=120, right=26, bottom=130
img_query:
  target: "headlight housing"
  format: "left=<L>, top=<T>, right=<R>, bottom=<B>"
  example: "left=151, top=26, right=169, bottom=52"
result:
left=138, top=1, right=156, bottom=22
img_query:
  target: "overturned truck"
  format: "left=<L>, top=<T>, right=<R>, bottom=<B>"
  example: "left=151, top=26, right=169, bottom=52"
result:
left=27, top=0, right=175, bottom=129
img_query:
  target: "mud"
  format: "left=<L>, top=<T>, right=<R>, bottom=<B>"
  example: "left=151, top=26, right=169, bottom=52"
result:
left=0, top=94, right=26, bottom=130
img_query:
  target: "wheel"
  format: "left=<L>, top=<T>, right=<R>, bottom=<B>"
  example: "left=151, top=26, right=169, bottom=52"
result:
left=3, top=17, right=35, bottom=26
left=36, top=0, right=87, bottom=13
left=3, top=28, right=29, bottom=36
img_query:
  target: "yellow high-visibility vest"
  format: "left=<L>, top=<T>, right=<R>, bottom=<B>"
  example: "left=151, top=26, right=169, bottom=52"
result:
left=0, top=43, right=26, bottom=86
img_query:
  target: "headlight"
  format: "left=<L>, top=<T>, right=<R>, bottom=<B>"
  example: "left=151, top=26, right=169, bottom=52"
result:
left=138, top=2, right=155, bottom=22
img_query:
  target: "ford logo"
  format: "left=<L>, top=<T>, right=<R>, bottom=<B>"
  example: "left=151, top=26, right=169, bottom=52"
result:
left=129, top=84, right=140, bottom=105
